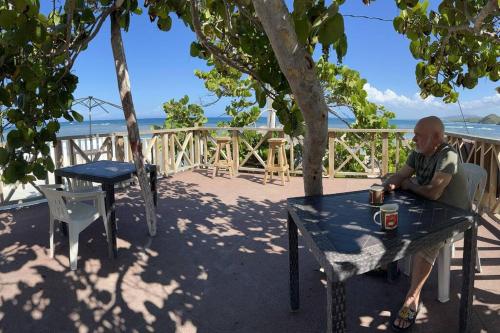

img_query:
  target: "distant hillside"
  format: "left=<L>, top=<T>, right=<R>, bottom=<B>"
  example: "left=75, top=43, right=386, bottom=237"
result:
left=445, top=114, right=500, bottom=125
left=479, top=114, right=500, bottom=124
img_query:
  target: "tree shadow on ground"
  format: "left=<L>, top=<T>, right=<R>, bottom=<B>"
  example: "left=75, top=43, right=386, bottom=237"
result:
left=0, top=175, right=498, bottom=332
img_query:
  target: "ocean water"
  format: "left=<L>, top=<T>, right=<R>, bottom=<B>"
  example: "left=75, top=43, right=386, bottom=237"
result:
left=54, top=117, right=500, bottom=140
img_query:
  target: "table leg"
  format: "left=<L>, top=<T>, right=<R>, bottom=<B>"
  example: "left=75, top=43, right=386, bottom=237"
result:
left=387, top=261, right=400, bottom=284
left=459, top=221, right=477, bottom=333
left=102, top=183, right=117, bottom=258
left=150, top=169, right=157, bottom=206
left=55, top=175, right=68, bottom=236
left=327, top=279, right=346, bottom=333
left=288, top=212, right=299, bottom=311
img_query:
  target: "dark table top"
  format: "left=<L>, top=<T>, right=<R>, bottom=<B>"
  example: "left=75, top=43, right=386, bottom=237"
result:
left=287, top=190, right=475, bottom=281
left=55, top=160, right=156, bottom=184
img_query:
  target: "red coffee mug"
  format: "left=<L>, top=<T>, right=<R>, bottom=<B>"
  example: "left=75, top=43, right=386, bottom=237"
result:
left=373, top=204, right=399, bottom=230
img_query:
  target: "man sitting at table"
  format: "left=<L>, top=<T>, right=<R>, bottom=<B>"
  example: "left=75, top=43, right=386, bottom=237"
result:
left=382, top=116, right=468, bottom=331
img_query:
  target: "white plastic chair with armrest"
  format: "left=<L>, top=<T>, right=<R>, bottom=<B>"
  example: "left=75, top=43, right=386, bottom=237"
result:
left=436, top=163, right=487, bottom=303
left=39, top=184, right=109, bottom=270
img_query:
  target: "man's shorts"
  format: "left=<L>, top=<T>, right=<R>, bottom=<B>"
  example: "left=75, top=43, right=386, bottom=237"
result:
left=417, top=240, right=446, bottom=265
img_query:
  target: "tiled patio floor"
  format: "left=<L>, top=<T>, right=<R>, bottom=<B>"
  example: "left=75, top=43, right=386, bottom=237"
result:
left=0, top=170, right=498, bottom=332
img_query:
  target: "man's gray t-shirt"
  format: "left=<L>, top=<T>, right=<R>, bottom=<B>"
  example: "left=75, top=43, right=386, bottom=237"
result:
left=406, top=143, right=469, bottom=211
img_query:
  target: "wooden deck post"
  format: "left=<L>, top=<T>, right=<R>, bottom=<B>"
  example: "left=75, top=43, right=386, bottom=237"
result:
left=194, top=130, right=200, bottom=166
left=68, top=139, right=76, bottom=165
left=190, top=131, right=195, bottom=169
left=381, top=132, right=389, bottom=177
left=170, top=134, right=176, bottom=173
left=395, top=133, right=400, bottom=172
left=203, top=131, right=209, bottom=166
left=232, top=130, right=239, bottom=175
left=155, top=135, right=161, bottom=168
left=54, top=139, right=64, bottom=168
left=328, top=132, right=335, bottom=179
left=166, top=133, right=170, bottom=175
left=486, top=144, right=497, bottom=210
left=115, top=136, right=125, bottom=162
left=370, top=133, right=376, bottom=175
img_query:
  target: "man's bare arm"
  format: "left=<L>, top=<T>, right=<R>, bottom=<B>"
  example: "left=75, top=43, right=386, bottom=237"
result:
left=401, top=172, right=452, bottom=201
left=383, top=165, right=415, bottom=191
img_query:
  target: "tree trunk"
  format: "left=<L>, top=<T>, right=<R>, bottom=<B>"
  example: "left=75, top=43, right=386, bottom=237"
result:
left=110, top=11, right=157, bottom=236
left=251, top=0, right=328, bottom=196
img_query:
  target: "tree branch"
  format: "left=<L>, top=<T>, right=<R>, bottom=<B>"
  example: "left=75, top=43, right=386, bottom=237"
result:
left=190, top=0, right=277, bottom=100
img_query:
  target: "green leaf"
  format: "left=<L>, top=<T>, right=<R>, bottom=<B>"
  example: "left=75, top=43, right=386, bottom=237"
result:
left=81, top=8, right=95, bottom=23
left=293, top=16, right=311, bottom=45
left=293, top=0, right=313, bottom=15
left=0, top=147, right=9, bottom=166
left=47, top=121, right=60, bottom=134
left=0, top=86, right=11, bottom=106
left=190, top=42, right=201, bottom=57
left=334, top=33, right=347, bottom=62
left=7, top=130, right=23, bottom=148
left=44, top=156, right=55, bottom=172
left=393, top=17, right=404, bottom=33
left=157, top=15, right=172, bottom=31
left=257, top=90, right=266, bottom=108
left=0, top=10, right=18, bottom=29
left=71, top=110, right=84, bottom=122
left=409, top=39, right=421, bottom=58
left=32, top=163, right=47, bottom=179
left=318, top=13, right=344, bottom=46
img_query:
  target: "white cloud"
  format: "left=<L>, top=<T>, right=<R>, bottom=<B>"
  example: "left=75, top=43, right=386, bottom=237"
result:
left=363, top=83, right=500, bottom=118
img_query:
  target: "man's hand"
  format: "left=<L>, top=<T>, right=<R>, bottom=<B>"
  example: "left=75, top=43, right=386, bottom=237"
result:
left=382, top=165, right=415, bottom=193
left=383, top=183, right=397, bottom=192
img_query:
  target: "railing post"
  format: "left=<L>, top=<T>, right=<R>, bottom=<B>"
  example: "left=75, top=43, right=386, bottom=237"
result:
left=54, top=139, right=64, bottom=168
left=194, top=130, right=200, bottom=166
left=486, top=143, right=497, bottom=211
left=106, top=136, right=113, bottom=160
left=68, top=139, right=76, bottom=165
left=289, top=136, right=295, bottom=174
left=371, top=133, right=376, bottom=175
left=381, top=132, right=389, bottom=177
left=169, top=133, right=176, bottom=173
left=190, top=131, right=195, bottom=169
left=395, top=133, right=400, bottom=172
left=115, top=136, right=125, bottom=162
left=232, top=130, right=239, bottom=175
left=203, top=131, right=209, bottom=166
left=479, top=142, right=485, bottom=168
left=162, top=133, right=169, bottom=174
left=328, top=131, right=335, bottom=179
left=155, top=135, right=161, bottom=168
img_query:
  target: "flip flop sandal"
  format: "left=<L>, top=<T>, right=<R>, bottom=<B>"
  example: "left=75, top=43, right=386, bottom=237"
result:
left=391, top=305, right=419, bottom=332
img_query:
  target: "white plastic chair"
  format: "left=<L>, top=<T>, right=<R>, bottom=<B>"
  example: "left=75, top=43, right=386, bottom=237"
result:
left=39, top=184, right=109, bottom=270
left=436, top=163, right=487, bottom=303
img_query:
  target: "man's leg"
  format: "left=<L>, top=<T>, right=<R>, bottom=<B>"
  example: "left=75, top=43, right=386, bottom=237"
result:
left=393, top=254, right=433, bottom=329
left=393, top=241, right=444, bottom=330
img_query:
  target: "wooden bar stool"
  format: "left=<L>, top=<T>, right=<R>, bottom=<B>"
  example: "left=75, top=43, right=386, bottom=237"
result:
left=212, top=137, right=234, bottom=178
left=264, top=138, right=290, bottom=185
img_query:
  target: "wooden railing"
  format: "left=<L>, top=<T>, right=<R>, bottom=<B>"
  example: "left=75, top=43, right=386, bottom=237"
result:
left=1, top=127, right=499, bottom=218
left=447, top=132, right=500, bottom=215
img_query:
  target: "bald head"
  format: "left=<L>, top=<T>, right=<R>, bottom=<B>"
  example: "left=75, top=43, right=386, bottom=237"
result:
left=413, top=116, right=445, bottom=156
left=417, top=116, right=445, bottom=138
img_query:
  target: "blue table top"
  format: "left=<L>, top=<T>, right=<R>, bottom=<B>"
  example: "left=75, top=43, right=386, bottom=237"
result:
left=287, top=190, right=475, bottom=281
left=55, top=160, right=156, bottom=184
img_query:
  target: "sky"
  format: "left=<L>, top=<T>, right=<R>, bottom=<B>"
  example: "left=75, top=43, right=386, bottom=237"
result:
left=69, top=1, right=499, bottom=120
